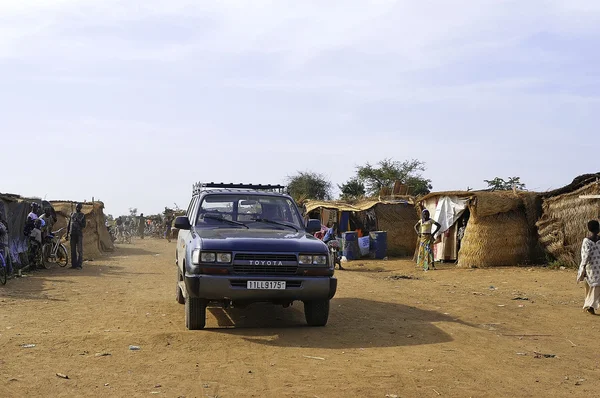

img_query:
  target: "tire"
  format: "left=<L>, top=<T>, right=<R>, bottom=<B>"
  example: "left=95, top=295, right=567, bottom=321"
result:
left=304, top=299, right=330, bottom=327
left=185, top=297, right=207, bottom=330
left=41, top=244, right=52, bottom=269
left=176, top=268, right=185, bottom=304
left=0, top=254, right=7, bottom=285
left=57, top=244, right=69, bottom=267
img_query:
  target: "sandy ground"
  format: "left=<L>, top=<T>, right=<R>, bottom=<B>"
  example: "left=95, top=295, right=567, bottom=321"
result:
left=1, top=238, right=599, bottom=398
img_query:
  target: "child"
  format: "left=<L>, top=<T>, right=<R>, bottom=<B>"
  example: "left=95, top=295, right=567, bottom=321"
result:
left=577, top=220, right=600, bottom=314
left=28, top=219, right=43, bottom=269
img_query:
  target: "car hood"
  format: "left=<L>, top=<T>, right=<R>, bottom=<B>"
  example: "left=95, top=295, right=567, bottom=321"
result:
left=195, top=228, right=328, bottom=253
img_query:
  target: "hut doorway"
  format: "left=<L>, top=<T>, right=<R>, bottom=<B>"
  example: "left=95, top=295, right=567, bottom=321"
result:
left=456, top=209, right=471, bottom=259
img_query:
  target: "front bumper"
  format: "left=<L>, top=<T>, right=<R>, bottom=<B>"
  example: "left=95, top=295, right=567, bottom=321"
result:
left=184, top=273, right=337, bottom=301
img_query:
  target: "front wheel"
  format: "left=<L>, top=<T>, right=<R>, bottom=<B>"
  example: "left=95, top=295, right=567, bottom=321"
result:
left=185, top=297, right=207, bottom=330
left=57, top=244, right=69, bottom=267
left=304, top=299, right=330, bottom=326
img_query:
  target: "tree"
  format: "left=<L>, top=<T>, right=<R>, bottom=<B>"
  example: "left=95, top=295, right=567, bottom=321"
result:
left=129, top=207, right=138, bottom=217
left=106, top=214, right=114, bottom=221
left=484, top=176, right=526, bottom=191
left=286, top=171, right=332, bottom=202
left=338, top=178, right=366, bottom=200
left=356, top=158, right=432, bottom=196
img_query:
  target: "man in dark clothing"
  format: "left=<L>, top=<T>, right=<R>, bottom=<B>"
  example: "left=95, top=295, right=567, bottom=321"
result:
left=66, top=203, right=86, bottom=269
left=138, top=213, right=146, bottom=239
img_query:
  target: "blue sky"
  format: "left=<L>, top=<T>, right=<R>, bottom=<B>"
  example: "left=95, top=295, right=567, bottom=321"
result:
left=1, top=0, right=599, bottom=216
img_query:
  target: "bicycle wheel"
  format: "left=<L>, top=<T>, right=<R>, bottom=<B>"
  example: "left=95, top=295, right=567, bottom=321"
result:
left=57, top=244, right=69, bottom=267
left=41, top=244, right=52, bottom=269
left=0, top=253, right=7, bottom=285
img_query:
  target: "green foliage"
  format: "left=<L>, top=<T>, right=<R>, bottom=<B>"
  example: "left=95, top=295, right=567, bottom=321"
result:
left=356, top=158, right=432, bottom=196
left=338, top=178, right=366, bottom=200
left=484, top=176, right=526, bottom=191
left=286, top=171, right=332, bottom=202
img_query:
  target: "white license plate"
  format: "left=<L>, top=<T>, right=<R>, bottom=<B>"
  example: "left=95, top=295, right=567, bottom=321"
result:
left=247, top=281, right=286, bottom=290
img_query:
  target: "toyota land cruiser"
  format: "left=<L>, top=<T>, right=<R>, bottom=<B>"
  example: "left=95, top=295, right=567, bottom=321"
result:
left=174, top=183, right=337, bottom=330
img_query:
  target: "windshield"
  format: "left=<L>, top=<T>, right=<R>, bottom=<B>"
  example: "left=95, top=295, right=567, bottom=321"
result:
left=196, top=194, right=304, bottom=229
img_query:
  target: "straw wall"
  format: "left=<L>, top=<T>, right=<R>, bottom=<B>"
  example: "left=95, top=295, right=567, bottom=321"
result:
left=457, top=209, right=531, bottom=268
left=374, top=203, right=418, bottom=256
left=537, top=183, right=600, bottom=266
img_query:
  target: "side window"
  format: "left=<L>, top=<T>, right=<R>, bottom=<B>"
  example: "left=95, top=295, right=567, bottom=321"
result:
left=187, top=196, right=198, bottom=218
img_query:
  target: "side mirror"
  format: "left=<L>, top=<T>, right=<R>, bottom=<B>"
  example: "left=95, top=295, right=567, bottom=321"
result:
left=306, top=219, right=321, bottom=234
left=174, top=216, right=191, bottom=230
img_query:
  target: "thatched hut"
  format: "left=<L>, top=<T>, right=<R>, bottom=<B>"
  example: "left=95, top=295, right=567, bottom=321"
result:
left=304, top=198, right=418, bottom=257
left=537, top=174, right=600, bottom=266
left=50, top=201, right=114, bottom=260
left=417, top=190, right=542, bottom=267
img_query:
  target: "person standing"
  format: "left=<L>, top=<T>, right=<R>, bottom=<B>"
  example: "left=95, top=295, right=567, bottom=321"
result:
left=66, top=203, right=86, bottom=270
left=138, top=213, right=146, bottom=239
left=164, top=215, right=173, bottom=242
left=40, top=207, right=56, bottom=240
left=577, top=220, right=600, bottom=314
left=414, top=209, right=441, bottom=271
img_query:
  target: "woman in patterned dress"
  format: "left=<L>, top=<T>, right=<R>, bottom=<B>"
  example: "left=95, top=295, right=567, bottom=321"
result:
left=577, top=220, right=600, bottom=314
left=414, top=209, right=441, bottom=271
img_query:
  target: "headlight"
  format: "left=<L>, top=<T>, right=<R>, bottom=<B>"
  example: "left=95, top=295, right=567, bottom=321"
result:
left=192, top=249, right=201, bottom=264
left=299, top=255, right=313, bottom=265
left=216, top=253, right=232, bottom=263
left=201, top=252, right=216, bottom=263
left=313, top=255, right=327, bottom=265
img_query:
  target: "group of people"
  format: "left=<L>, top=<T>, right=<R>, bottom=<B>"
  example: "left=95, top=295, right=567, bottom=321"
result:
left=111, top=213, right=174, bottom=242
left=24, top=202, right=86, bottom=270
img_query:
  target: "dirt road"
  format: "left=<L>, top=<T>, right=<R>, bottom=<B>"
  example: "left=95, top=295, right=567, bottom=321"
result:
left=1, top=239, right=599, bottom=397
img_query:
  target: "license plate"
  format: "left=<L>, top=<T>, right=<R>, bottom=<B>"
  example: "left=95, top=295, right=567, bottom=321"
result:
left=247, top=281, right=286, bottom=290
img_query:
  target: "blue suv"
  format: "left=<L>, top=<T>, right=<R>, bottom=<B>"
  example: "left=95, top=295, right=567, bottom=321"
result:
left=174, top=183, right=337, bottom=330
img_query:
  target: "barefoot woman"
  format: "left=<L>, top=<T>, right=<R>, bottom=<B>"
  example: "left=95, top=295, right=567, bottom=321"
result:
left=414, top=209, right=441, bottom=271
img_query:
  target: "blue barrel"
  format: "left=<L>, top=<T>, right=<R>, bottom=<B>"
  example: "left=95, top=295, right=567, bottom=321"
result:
left=342, top=232, right=358, bottom=260
left=369, top=231, right=388, bottom=259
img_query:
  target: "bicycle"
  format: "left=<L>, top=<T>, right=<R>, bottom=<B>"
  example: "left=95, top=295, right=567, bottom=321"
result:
left=42, top=227, right=69, bottom=268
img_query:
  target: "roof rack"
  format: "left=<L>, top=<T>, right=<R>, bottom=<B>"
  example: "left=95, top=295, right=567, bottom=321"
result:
left=193, top=182, right=286, bottom=195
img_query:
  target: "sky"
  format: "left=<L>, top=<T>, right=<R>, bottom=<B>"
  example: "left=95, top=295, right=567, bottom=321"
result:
left=1, top=0, right=599, bottom=216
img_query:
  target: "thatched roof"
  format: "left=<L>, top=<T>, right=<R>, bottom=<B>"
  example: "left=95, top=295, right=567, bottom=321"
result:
left=541, top=173, right=600, bottom=198
left=304, top=198, right=414, bottom=214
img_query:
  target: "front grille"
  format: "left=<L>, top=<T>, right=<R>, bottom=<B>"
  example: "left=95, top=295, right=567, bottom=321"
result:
left=230, top=280, right=302, bottom=288
left=232, top=265, right=298, bottom=275
left=234, top=253, right=297, bottom=262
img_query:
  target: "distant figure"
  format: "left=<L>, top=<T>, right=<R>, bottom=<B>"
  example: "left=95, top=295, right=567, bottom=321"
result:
left=457, top=218, right=467, bottom=254
left=414, top=209, right=441, bottom=271
left=27, top=203, right=40, bottom=221
left=164, top=215, right=173, bottom=242
left=66, top=203, right=86, bottom=270
left=28, top=219, right=43, bottom=269
left=40, top=207, right=56, bottom=240
left=577, top=220, right=600, bottom=315
left=138, top=213, right=146, bottom=239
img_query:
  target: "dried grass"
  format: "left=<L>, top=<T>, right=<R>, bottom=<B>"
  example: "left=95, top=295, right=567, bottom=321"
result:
left=374, top=203, right=418, bottom=256
left=537, top=182, right=600, bottom=266
left=458, top=210, right=531, bottom=268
